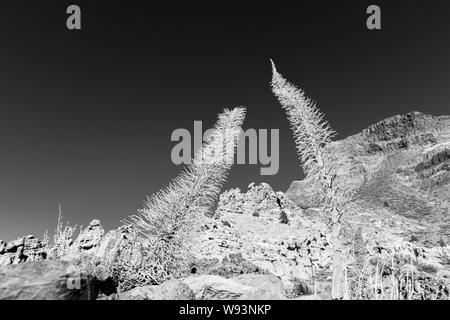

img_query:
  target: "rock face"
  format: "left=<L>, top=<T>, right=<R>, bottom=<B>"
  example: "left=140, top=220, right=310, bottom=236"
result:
left=193, top=183, right=330, bottom=293
left=183, top=275, right=253, bottom=300
left=190, top=253, right=267, bottom=278
left=60, top=222, right=140, bottom=266
left=183, top=274, right=286, bottom=300
left=232, top=274, right=286, bottom=300
left=0, top=235, right=47, bottom=266
left=215, top=183, right=300, bottom=220
left=115, top=279, right=195, bottom=300
left=63, top=219, right=104, bottom=259
left=0, top=261, right=97, bottom=300
left=287, top=112, right=450, bottom=245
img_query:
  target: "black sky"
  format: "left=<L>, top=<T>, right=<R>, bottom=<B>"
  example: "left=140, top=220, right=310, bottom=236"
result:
left=0, top=1, right=449, bottom=241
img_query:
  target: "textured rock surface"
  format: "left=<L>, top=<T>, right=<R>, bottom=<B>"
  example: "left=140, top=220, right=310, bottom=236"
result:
left=183, top=274, right=287, bottom=300
left=115, top=279, right=195, bottom=300
left=0, top=235, right=47, bottom=266
left=233, top=274, right=286, bottom=300
left=0, top=261, right=97, bottom=300
left=62, top=222, right=141, bottom=265
left=63, top=219, right=104, bottom=259
left=182, top=275, right=250, bottom=300
left=190, top=253, right=267, bottom=278
left=193, top=183, right=330, bottom=292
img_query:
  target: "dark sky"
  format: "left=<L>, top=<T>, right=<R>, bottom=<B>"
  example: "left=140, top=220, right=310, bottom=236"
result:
left=0, top=1, right=449, bottom=241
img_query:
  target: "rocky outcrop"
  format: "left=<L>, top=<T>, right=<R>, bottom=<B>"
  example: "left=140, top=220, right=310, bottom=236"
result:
left=362, top=112, right=449, bottom=143
left=60, top=222, right=140, bottom=266
left=193, top=183, right=330, bottom=294
left=190, top=253, right=267, bottom=278
left=63, top=219, right=104, bottom=259
left=0, top=261, right=97, bottom=300
left=0, top=235, right=47, bottom=266
left=215, top=182, right=306, bottom=225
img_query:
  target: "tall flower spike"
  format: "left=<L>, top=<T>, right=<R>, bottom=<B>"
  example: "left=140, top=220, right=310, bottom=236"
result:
left=123, top=107, right=246, bottom=283
left=270, top=59, right=336, bottom=188
left=271, top=59, right=354, bottom=299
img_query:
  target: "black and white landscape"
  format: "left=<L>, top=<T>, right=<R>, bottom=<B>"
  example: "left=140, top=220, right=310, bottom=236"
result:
left=0, top=1, right=450, bottom=301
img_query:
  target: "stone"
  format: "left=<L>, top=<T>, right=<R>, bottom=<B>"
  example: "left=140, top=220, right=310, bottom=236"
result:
left=232, top=274, right=286, bottom=300
left=183, top=274, right=288, bottom=300
left=116, top=279, right=195, bottom=300
left=191, top=253, right=266, bottom=278
left=0, top=261, right=97, bottom=300
left=183, top=275, right=254, bottom=300
left=0, top=240, right=6, bottom=254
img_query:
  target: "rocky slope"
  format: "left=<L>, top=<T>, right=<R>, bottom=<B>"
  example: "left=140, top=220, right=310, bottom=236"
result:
left=1, top=111, right=449, bottom=300
left=193, top=112, right=450, bottom=299
left=287, top=112, right=450, bottom=245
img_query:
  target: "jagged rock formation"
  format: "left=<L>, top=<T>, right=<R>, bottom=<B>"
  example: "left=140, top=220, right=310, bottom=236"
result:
left=192, top=182, right=332, bottom=295
left=64, top=219, right=104, bottom=257
left=194, top=112, right=450, bottom=299
left=0, top=235, right=47, bottom=266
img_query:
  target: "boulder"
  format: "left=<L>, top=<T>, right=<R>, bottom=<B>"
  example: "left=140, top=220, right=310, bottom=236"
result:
left=115, top=279, right=195, bottom=300
left=183, top=274, right=288, bottom=300
left=183, top=275, right=254, bottom=300
left=232, top=274, right=286, bottom=300
left=0, top=261, right=97, bottom=300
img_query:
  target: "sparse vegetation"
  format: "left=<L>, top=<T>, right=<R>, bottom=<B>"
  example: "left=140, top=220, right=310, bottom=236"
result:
left=48, top=203, right=77, bottom=260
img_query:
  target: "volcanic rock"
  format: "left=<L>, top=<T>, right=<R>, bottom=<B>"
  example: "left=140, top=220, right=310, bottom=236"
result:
left=0, top=260, right=97, bottom=300
left=115, top=279, right=195, bottom=300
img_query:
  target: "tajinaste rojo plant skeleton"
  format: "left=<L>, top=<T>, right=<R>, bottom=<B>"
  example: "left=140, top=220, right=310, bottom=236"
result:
left=270, top=60, right=354, bottom=299
left=124, top=107, right=246, bottom=284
